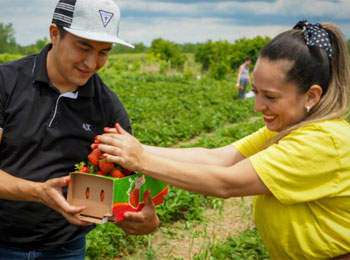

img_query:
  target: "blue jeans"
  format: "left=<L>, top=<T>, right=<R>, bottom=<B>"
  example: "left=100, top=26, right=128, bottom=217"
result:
left=238, top=78, right=248, bottom=100
left=0, top=236, right=86, bottom=260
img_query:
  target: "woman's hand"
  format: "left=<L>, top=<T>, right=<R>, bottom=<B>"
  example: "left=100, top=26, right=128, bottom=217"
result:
left=92, top=123, right=146, bottom=172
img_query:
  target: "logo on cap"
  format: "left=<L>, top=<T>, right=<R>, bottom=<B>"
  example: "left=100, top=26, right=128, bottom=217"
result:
left=99, top=10, right=114, bottom=27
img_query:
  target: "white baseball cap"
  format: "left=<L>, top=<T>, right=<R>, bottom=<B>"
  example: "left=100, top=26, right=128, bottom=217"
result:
left=52, top=0, right=134, bottom=48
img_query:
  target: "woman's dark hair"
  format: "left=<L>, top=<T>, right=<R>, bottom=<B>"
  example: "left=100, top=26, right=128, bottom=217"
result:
left=259, top=23, right=350, bottom=146
left=259, top=29, right=331, bottom=96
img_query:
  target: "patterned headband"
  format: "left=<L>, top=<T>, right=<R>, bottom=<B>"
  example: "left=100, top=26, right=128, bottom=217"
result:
left=293, top=20, right=333, bottom=57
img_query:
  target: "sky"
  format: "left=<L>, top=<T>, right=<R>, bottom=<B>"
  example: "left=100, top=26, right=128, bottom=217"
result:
left=1, top=0, right=349, bottom=47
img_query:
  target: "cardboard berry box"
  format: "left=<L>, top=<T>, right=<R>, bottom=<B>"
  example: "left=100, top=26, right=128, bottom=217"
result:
left=67, top=172, right=168, bottom=224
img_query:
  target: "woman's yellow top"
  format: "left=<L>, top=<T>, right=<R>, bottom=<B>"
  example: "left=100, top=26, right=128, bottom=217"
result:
left=233, top=119, right=350, bottom=259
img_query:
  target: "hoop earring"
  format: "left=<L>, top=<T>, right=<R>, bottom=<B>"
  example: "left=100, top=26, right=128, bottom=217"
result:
left=306, top=106, right=311, bottom=113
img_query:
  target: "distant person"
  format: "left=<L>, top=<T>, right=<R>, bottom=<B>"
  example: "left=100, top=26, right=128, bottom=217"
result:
left=95, top=20, right=350, bottom=259
left=0, top=0, right=159, bottom=259
left=236, top=57, right=252, bottom=99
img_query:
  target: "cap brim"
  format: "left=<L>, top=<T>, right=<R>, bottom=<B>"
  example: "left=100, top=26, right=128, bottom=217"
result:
left=64, top=27, right=134, bottom=48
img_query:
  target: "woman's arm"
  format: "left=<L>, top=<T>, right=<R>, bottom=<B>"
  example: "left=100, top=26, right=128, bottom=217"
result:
left=105, top=126, right=246, bottom=166
left=139, top=152, right=270, bottom=198
left=96, top=124, right=271, bottom=198
left=143, top=144, right=245, bottom=167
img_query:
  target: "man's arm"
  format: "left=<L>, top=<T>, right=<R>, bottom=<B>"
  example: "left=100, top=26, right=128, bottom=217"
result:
left=116, top=189, right=159, bottom=235
left=0, top=130, right=91, bottom=226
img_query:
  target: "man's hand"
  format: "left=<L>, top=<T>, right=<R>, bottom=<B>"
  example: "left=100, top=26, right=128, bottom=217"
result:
left=116, top=190, right=159, bottom=235
left=39, top=176, right=93, bottom=226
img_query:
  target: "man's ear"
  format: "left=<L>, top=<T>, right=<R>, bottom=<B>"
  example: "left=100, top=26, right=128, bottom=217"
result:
left=306, top=84, right=323, bottom=109
left=49, top=24, right=60, bottom=45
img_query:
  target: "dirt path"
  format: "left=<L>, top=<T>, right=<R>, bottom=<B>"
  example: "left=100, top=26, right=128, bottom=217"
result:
left=129, top=119, right=258, bottom=259
left=129, top=197, right=254, bottom=260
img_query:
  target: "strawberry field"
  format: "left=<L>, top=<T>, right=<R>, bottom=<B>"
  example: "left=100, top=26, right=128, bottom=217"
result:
left=84, top=55, right=269, bottom=259
left=0, top=23, right=349, bottom=260
left=0, top=52, right=269, bottom=259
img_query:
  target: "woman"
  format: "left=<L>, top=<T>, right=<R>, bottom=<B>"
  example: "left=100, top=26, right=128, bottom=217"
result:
left=236, top=56, right=252, bottom=99
left=94, top=21, right=350, bottom=259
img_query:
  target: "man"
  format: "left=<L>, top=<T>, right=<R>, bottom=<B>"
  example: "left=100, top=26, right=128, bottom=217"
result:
left=0, top=0, right=159, bottom=259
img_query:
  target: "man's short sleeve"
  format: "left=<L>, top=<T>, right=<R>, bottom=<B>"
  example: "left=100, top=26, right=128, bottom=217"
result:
left=250, top=124, right=343, bottom=204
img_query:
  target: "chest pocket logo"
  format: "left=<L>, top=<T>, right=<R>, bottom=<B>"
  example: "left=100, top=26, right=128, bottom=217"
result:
left=82, top=123, right=92, bottom=132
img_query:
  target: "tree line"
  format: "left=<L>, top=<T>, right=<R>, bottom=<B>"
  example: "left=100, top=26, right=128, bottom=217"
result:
left=1, top=22, right=349, bottom=79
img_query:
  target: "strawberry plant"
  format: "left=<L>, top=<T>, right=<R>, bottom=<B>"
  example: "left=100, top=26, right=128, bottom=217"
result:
left=193, top=229, right=270, bottom=260
left=81, top=55, right=266, bottom=258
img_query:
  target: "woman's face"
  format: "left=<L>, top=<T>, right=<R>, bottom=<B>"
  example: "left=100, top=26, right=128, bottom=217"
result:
left=252, top=58, right=309, bottom=132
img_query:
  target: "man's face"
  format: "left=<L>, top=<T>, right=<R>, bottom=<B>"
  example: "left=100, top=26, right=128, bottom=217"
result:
left=49, top=26, right=112, bottom=90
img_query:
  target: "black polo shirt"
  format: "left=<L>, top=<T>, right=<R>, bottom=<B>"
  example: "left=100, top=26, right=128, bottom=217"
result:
left=0, top=44, right=132, bottom=250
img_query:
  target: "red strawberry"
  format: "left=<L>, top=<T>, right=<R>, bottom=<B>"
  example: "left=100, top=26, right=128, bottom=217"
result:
left=111, top=169, right=125, bottom=179
left=79, top=166, right=89, bottom=173
left=122, top=168, right=132, bottom=176
left=75, top=162, right=89, bottom=173
left=88, top=149, right=102, bottom=166
left=99, top=160, right=114, bottom=175
left=97, top=170, right=106, bottom=176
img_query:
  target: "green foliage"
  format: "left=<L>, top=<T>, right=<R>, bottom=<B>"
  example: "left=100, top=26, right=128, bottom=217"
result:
left=0, top=23, right=17, bottom=53
left=110, top=42, right=149, bottom=54
left=86, top=223, right=148, bottom=259
left=193, top=229, right=270, bottom=260
left=105, top=74, right=258, bottom=146
left=156, top=186, right=213, bottom=222
left=230, top=36, right=271, bottom=69
left=0, top=22, right=50, bottom=55
left=194, top=36, right=271, bottom=78
left=83, top=70, right=263, bottom=259
left=149, top=38, right=186, bottom=70
left=194, top=40, right=214, bottom=71
left=0, top=53, right=22, bottom=64
left=180, top=42, right=199, bottom=53
left=182, top=118, right=265, bottom=149
left=209, top=41, right=232, bottom=80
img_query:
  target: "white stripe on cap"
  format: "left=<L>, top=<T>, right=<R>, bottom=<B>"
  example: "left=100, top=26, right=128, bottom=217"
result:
left=56, top=2, right=75, bottom=12
left=53, top=13, right=73, bottom=24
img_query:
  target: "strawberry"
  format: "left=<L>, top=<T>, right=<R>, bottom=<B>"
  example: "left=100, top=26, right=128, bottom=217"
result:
left=99, top=160, right=114, bottom=175
left=110, top=169, right=125, bottom=179
left=79, top=166, right=89, bottom=173
left=74, top=162, right=89, bottom=173
left=97, top=170, right=106, bottom=176
left=122, top=168, right=133, bottom=176
left=88, top=149, right=102, bottom=166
